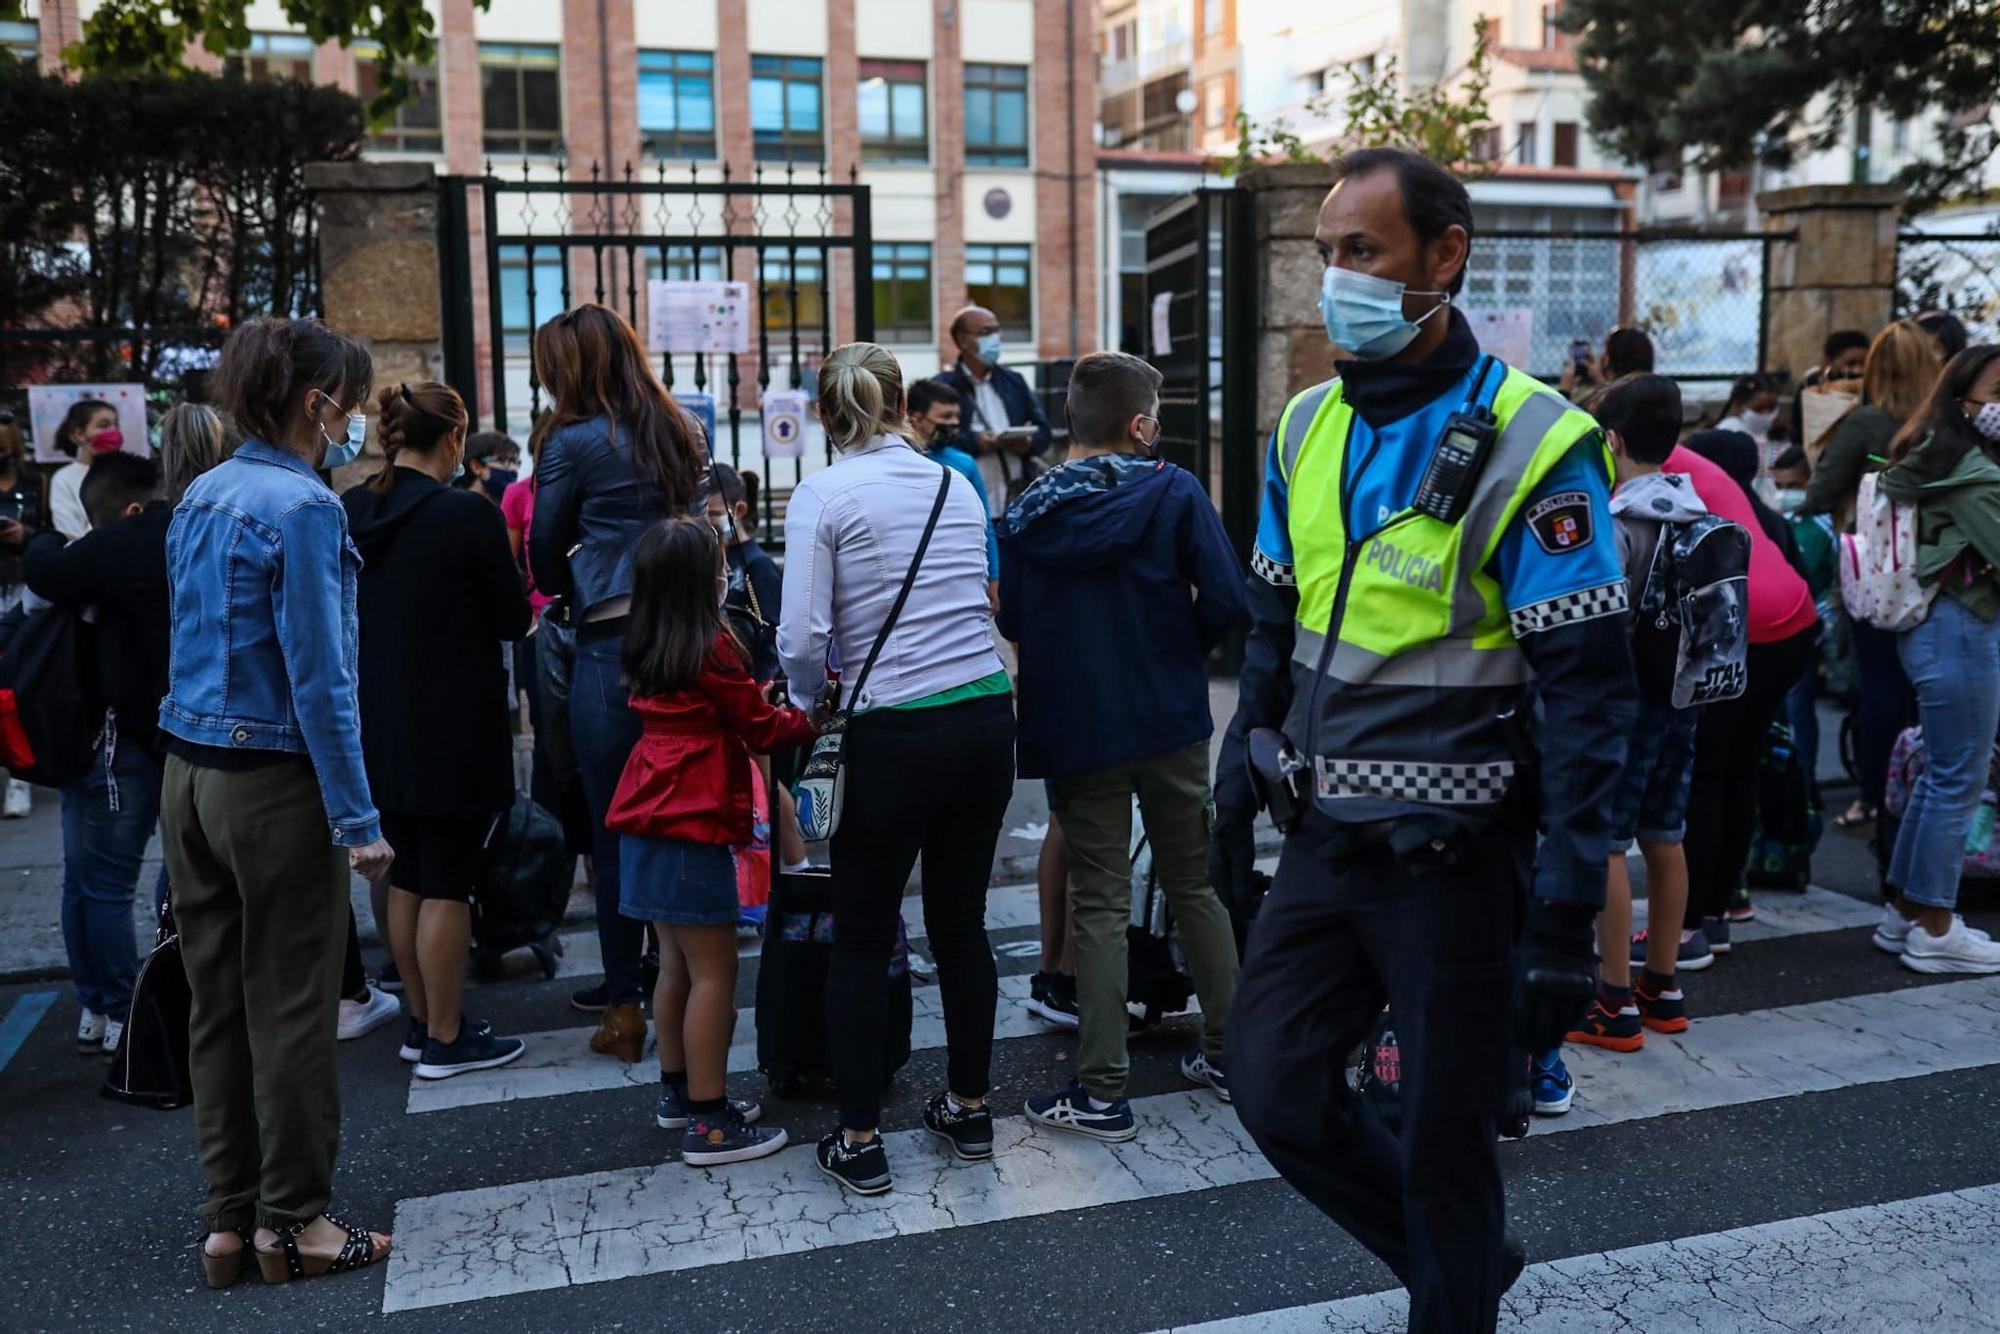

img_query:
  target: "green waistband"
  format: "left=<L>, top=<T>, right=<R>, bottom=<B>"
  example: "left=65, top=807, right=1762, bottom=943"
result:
left=874, top=669, right=1013, bottom=714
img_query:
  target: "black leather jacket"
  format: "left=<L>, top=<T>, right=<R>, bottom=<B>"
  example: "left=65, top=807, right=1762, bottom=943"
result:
left=528, top=414, right=672, bottom=618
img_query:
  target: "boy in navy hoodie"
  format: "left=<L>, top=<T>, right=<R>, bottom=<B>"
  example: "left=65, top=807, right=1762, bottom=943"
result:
left=998, top=350, right=1248, bottom=1142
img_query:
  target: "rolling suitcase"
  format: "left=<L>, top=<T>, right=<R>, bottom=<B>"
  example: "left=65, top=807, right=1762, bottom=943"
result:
left=470, top=797, right=572, bottom=980
left=754, top=866, right=914, bottom=1098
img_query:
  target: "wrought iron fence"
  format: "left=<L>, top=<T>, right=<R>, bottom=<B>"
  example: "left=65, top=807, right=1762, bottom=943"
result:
left=1462, top=230, right=1776, bottom=383
left=1897, top=230, right=2000, bottom=342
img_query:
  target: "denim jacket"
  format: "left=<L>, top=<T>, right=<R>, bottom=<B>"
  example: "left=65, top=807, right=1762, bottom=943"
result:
left=528, top=414, right=672, bottom=618
left=159, top=438, right=380, bottom=846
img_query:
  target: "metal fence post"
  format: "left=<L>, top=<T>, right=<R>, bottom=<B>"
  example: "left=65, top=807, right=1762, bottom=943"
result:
left=436, top=176, right=480, bottom=426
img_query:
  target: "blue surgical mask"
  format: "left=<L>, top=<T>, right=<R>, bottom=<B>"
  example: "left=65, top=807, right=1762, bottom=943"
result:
left=449, top=460, right=466, bottom=482
left=1320, top=266, right=1449, bottom=361
left=315, top=394, right=366, bottom=469
left=977, top=331, right=1003, bottom=364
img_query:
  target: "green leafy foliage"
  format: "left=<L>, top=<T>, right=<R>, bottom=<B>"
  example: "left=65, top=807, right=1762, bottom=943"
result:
left=1561, top=0, right=2000, bottom=209
left=1218, top=25, right=1498, bottom=180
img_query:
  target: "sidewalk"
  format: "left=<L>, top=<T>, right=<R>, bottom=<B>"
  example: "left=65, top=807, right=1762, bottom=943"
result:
left=0, top=681, right=1267, bottom=984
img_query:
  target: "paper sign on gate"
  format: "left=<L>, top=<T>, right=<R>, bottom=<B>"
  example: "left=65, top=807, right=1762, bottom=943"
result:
left=1800, top=384, right=1859, bottom=455
left=647, top=280, right=752, bottom=355
left=27, top=384, right=150, bottom=464
left=762, top=390, right=809, bottom=460
left=1464, top=308, right=1535, bottom=371
left=1151, top=292, right=1175, bottom=357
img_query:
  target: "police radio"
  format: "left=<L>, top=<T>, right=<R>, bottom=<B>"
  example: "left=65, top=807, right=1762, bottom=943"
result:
left=1412, top=357, right=1500, bottom=524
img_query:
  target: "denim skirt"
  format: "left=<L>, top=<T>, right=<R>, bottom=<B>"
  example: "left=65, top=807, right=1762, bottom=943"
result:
left=618, top=835, right=740, bottom=927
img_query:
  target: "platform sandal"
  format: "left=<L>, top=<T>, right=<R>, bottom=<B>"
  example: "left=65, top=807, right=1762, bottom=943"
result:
left=200, top=1230, right=251, bottom=1289
left=254, top=1212, right=392, bottom=1283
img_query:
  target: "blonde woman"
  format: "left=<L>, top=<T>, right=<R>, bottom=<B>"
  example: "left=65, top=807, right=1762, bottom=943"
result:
left=776, top=342, right=1014, bottom=1196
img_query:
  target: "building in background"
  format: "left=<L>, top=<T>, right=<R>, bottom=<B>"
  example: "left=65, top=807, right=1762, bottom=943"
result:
left=17, top=0, right=1097, bottom=436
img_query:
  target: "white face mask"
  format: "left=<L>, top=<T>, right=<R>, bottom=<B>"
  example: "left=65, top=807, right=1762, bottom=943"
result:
left=1739, top=408, right=1776, bottom=437
left=1973, top=401, right=2000, bottom=443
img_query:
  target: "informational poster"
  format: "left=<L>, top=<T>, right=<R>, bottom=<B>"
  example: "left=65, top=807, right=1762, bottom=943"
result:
left=761, top=389, right=808, bottom=460
left=27, top=383, right=150, bottom=464
left=647, top=280, right=752, bottom=355
left=673, top=391, right=716, bottom=449
left=1800, top=384, right=1859, bottom=455
left=1151, top=292, right=1175, bottom=357
left=1464, top=308, right=1535, bottom=371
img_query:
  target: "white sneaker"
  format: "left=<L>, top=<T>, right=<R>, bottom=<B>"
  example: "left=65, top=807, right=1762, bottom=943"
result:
left=2, top=779, right=30, bottom=819
left=76, top=1008, right=105, bottom=1052
left=337, top=983, right=402, bottom=1040
left=1874, top=905, right=1989, bottom=955
left=100, top=1017, right=124, bottom=1055
left=1902, top=916, right=2000, bottom=974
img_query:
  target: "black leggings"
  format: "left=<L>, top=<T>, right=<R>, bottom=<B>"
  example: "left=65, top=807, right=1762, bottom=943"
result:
left=1850, top=619, right=1914, bottom=812
left=1683, top=628, right=1817, bottom=928
left=826, top=694, right=1015, bottom=1132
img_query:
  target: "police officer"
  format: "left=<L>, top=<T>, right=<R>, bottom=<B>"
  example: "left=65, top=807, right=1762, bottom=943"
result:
left=1212, top=148, right=1637, bottom=1332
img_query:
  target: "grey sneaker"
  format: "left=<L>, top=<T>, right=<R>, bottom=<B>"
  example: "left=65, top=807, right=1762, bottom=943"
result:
left=656, top=1081, right=763, bottom=1130
left=682, top=1105, right=787, bottom=1167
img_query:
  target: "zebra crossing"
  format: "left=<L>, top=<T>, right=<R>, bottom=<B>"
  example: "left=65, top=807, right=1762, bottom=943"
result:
left=349, top=859, right=2000, bottom=1329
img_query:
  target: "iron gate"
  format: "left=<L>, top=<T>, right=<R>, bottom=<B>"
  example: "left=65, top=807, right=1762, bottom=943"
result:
left=436, top=161, right=873, bottom=535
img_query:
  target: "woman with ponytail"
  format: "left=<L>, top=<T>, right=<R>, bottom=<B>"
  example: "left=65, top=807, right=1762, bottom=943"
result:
left=526, top=303, right=707, bottom=1061
left=342, top=382, right=532, bottom=1078
left=776, top=342, right=1014, bottom=1196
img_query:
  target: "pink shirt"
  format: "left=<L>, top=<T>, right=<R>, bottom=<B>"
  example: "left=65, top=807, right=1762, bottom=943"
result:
left=1664, top=446, right=1818, bottom=644
left=500, top=478, right=550, bottom=614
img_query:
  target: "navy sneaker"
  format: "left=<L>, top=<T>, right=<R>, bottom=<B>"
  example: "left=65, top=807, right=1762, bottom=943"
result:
left=375, top=960, right=403, bottom=993
left=681, top=1105, right=787, bottom=1167
left=1702, top=916, right=1732, bottom=955
left=1530, top=1049, right=1573, bottom=1116
left=816, top=1132, right=893, bottom=1196
left=399, top=1015, right=491, bottom=1063
left=413, top=1026, right=526, bottom=1080
left=922, top=1090, right=995, bottom=1161
left=1180, top=1051, right=1231, bottom=1103
left=655, top=1082, right=762, bottom=1130
left=1629, top=926, right=1716, bottom=972
left=1024, top=1081, right=1138, bottom=1142
left=1025, top=971, right=1080, bottom=1029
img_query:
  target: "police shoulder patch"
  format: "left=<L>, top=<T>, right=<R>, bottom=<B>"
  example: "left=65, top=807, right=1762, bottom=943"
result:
left=1524, top=490, right=1594, bottom=555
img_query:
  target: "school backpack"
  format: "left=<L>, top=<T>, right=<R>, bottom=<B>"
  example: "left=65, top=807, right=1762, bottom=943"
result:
left=1883, top=727, right=2000, bottom=879
left=0, top=602, right=102, bottom=788
left=101, top=900, right=194, bottom=1111
left=470, top=797, right=572, bottom=980
left=1632, top=513, right=1752, bottom=707
left=1839, top=472, right=1937, bottom=632
left=1746, top=723, right=1823, bottom=890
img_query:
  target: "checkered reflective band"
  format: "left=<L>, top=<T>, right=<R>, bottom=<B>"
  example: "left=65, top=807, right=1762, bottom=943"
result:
left=1507, top=581, right=1628, bottom=637
left=1251, top=548, right=1296, bottom=587
left=1313, top=756, right=1517, bottom=806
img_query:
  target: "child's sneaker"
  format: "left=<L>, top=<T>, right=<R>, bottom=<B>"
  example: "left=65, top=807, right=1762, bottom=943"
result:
left=1564, top=998, right=1644, bottom=1052
left=922, top=1091, right=995, bottom=1161
left=816, top=1132, right=892, bottom=1195
left=1024, top=1081, right=1138, bottom=1142
left=1633, top=978, right=1689, bottom=1034
left=681, top=1105, right=786, bottom=1166
left=1180, top=1051, right=1232, bottom=1103
left=1025, top=971, right=1079, bottom=1029
left=1702, top=916, right=1732, bottom=955
left=400, top=1015, right=492, bottom=1063
left=76, top=1008, right=106, bottom=1053
left=655, top=1081, right=763, bottom=1130
left=1725, top=886, right=1756, bottom=924
left=1530, top=1050, right=1573, bottom=1116
left=1629, top=926, right=1715, bottom=972
left=413, top=1027, right=527, bottom=1079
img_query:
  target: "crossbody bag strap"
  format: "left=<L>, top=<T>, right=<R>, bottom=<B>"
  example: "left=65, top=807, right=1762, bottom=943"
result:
left=847, top=465, right=953, bottom=708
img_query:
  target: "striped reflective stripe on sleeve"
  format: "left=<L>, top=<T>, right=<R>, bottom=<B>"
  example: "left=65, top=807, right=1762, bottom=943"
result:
left=1252, top=547, right=1296, bottom=586
left=1508, top=581, right=1629, bottom=637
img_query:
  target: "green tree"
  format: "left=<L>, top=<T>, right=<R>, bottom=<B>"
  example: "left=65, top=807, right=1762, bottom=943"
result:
left=0, top=0, right=483, bottom=117
left=1219, top=24, right=1497, bottom=179
left=1561, top=0, right=2000, bottom=209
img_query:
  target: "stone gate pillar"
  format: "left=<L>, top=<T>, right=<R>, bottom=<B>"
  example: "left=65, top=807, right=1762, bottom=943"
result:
left=1759, top=184, right=1906, bottom=383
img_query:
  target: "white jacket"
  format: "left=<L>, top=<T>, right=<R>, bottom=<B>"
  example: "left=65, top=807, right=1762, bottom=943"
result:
left=779, top=436, right=1003, bottom=712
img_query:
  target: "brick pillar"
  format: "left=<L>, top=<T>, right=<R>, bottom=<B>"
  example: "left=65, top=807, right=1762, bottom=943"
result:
left=933, top=0, right=967, bottom=366
left=39, top=0, right=81, bottom=74
left=826, top=0, right=859, bottom=348
left=437, top=0, right=492, bottom=422
left=1241, top=163, right=1339, bottom=445
left=1031, top=0, right=1097, bottom=358
left=716, top=0, right=759, bottom=409
left=315, top=40, right=357, bottom=93
left=1759, top=184, right=1906, bottom=381
left=306, top=161, right=445, bottom=488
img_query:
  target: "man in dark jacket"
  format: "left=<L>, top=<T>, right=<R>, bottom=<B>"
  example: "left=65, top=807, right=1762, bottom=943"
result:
left=998, top=350, right=1248, bottom=1143
left=938, top=305, right=1053, bottom=517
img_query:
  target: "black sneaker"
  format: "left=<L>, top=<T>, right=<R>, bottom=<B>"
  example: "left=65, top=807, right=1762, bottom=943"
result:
left=922, top=1091, right=995, bottom=1161
left=816, top=1131, right=892, bottom=1196
left=376, top=960, right=404, bottom=994
left=1025, top=971, right=1080, bottom=1029
left=656, top=1082, right=763, bottom=1130
left=414, top=1027, right=527, bottom=1080
left=571, top=983, right=609, bottom=1013
left=681, top=1106, right=787, bottom=1167
left=399, top=1015, right=492, bottom=1063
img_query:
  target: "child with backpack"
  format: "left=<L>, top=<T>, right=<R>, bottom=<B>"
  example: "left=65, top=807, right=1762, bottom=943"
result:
left=606, top=517, right=821, bottom=1166
left=1557, top=375, right=1751, bottom=1066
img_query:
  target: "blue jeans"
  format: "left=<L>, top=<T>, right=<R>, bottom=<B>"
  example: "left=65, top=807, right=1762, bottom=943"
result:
left=571, top=627, right=646, bottom=1005
left=60, top=737, right=165, bottom=1015
left=1888, top=596, right=2000, bottom=909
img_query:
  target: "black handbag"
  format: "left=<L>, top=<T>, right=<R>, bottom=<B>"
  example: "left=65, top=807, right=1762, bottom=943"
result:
left=101, top=900, right=193, bottom=1111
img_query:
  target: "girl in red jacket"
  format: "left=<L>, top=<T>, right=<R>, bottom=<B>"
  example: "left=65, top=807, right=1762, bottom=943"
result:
left=608, top=517, right=819, bottom=1166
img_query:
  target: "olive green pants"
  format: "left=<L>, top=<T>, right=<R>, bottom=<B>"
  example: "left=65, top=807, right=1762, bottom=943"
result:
left=1048, top=741, right=1240, bottom=1102
left=160, top=754, right=349, bottom=1232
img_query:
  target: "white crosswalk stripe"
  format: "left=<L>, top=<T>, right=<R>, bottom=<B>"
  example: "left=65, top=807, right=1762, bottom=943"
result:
left=381, top=972, right=2000, bottom=1313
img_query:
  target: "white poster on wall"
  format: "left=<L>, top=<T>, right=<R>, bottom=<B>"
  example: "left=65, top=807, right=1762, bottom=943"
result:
left=1151, top=292, right=1175, bottom=357
left=1464, top=308, right=1535, bottom=373
left=647, top=280, right=752, bottom=355
left=761, top=390, right=809, bottom=459
left=27, top=384, right=150, bottom=464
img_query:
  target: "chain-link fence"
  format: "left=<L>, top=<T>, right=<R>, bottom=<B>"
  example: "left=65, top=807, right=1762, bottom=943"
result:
left=1897, top=231, right=2000, bottom=343
left=1462, top=231, right=1770, bottom=384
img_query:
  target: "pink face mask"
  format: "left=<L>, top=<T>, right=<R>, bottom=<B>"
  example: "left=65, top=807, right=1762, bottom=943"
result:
left=87, top=428, right=124, bottom=454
